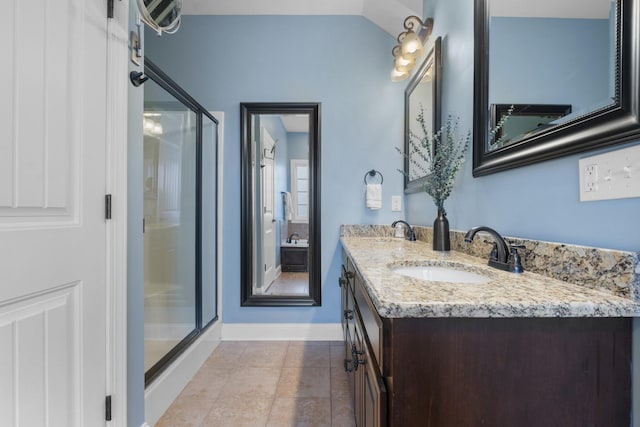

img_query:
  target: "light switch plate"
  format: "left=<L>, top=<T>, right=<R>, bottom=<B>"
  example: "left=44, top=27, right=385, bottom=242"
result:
left=391, top=195, right=402, bottom=212
left=579, top=144, right=640, bottom=201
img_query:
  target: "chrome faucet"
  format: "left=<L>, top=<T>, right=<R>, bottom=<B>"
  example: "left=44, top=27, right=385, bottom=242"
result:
left=287, top=232, right=300, bottom=243
left=464, top=226, right=524, bottom=273
left=391, top=220, right=416, bottom=241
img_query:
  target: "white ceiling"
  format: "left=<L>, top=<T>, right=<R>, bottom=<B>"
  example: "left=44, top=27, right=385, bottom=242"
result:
left=280, top=115, right=309, bottom=133
left=182, top=0, right=424, bottom=36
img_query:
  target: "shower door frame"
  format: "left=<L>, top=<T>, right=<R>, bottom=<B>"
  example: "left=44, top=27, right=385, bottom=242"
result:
left=142, top=58, right=219, bottom=386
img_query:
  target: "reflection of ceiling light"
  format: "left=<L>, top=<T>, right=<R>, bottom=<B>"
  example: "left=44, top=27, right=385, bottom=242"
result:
left=144, top=112, right=162, bottom=117
left=421, top=67, right=434, bottom=83
left=143, top=116, right=164, bottom=135
left=391, top=16, right=433, bottom=82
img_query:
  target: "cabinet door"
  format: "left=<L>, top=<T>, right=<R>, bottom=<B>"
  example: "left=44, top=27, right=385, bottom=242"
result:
left=353, top=315, right=387, bottom=427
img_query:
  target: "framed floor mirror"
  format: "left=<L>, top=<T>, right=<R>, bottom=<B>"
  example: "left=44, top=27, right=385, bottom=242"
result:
left=240, top=103, right=321, bottom=307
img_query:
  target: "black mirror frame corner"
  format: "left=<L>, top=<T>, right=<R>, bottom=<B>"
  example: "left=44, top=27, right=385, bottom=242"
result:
left=404, top=36, right=443, bottom=193
left=473, top=0, right=640, bottom=177
left=240, top=102, right=322, bottom=307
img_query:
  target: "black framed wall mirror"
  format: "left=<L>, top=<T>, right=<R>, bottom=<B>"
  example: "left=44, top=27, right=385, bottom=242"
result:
left=473, top=0, right=640, bottom=176
left=240, top=103, right=321, bottom=307
left=404, top=37, right=442, bottom=193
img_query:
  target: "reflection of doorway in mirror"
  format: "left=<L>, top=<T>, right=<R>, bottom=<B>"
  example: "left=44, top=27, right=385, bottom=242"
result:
left=261, top=127, right=277, bottom=288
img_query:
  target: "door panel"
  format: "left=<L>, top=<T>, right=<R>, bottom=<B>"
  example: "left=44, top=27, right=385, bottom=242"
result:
left=261, top=127, right=276, bottom=285
left=0, top=0, right=108, bottom=425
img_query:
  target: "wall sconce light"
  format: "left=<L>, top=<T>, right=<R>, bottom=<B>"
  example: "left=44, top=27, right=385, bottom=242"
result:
left=391, top=16, right=434, bottom=82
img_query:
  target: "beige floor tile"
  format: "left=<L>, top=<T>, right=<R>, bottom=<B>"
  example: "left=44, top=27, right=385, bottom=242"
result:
left=266, top=397, right=331, bottom=427
left=330, top=344, right=346, bottom=369
left=220, top=367, right=282, bottom=399
left=155, top=394, right=213, bottom=427
left=330, top=367, right=351, bottom=400
left=285, top=342, right=331, bottom=367
left=276, top=367, right=331, bottom=398
left=239, top=341, right=289, bottom=368
left=331, top=396, right=357, bottom=427
left=158, top=341, right=359, bottom=426
left=204, top=341, right=248, bottom=368
left=200, top=396, right=273, bottom=427
left=180, top=367, right=232, bottom=400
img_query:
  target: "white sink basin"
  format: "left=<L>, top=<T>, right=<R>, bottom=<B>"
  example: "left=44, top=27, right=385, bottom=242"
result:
left=392, top=265, right=492, bottom=284
left=281, top=239, right=309, bottom=248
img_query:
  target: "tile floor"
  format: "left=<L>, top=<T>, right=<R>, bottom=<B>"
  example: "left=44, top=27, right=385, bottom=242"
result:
left=156, top=341, right=356, bottom=427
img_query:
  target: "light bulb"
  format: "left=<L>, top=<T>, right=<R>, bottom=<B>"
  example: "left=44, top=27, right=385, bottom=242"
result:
left=401, top=30, right=423, bottom=59
left=394, top=55, right=414, bottom=73
left=391, top=67, right=409, bottom=82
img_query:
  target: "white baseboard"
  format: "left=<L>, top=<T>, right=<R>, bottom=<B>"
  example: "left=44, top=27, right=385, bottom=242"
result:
left=222, top=323, right=342, bottom=341
left=144, top=322, right=222, bottom=426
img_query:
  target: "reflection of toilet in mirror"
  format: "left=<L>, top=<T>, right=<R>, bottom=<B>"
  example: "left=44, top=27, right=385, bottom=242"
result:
left=265, top=220, right=309, bottom=295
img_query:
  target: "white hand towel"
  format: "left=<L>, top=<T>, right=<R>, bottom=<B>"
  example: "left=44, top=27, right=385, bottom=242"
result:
left=283, top=192, right=294, bottom=220
left=366, top=184, right=382, bottom=210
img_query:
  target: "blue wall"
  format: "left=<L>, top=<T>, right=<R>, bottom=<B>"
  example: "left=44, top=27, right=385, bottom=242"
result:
left=288, top=132, right=309, bottom=160
left=490, top=17, right=611, bottom=118
left=410, top=0, right=639, bottom=253
left=146, top=15, right=404, bottom=323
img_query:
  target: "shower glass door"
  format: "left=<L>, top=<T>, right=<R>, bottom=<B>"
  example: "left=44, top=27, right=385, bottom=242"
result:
left=142, top=59, right=219, bottom=384
left=143, top=88, right=197, bottom=372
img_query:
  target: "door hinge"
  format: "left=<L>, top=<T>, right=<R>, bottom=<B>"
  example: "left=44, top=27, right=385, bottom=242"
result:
left=105, top=395, right=112, bottom=421
left=107, top=0, right=121, bottom=19
left=105, top=194, right=112, bottom=220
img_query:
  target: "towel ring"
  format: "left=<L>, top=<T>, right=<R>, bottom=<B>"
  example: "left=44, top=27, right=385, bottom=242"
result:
left=364, top=169, right=383, bottom=185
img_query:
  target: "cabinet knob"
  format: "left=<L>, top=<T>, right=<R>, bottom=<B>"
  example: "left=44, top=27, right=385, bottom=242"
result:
left=338, top=277, right=347, bottom=287
left=351, top=344, right=365, bottom=370
left=344, top=358, right=353, bottom=372
left=344, top=309, right=354, bottom=320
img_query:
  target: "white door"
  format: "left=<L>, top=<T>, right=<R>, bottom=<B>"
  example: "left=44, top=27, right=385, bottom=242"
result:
left=261, top=128, right=277, bottom=286
left=0, top=0, right=109, bottom=426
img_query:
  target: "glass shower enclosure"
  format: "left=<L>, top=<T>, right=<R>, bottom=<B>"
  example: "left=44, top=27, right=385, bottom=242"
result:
left=142, top=59, right=218, bottom=385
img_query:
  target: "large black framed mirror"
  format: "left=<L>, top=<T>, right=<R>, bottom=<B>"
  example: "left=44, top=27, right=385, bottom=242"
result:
left=241, top=103, right=321, bottom=307
left=473, top=0, right=640, bottom=176
left=404, top=37, right=442, bottom=193
left=404, top=37, right=442, bottom=194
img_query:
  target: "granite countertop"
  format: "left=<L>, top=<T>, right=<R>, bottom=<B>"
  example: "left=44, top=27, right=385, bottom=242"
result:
left=340, top=236, right=639, bottom=318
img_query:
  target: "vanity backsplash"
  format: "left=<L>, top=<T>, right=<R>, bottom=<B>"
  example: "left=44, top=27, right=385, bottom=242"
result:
left=340, top=224, right=640, bottom=301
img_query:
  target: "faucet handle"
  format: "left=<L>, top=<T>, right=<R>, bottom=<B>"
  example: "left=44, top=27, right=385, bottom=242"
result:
left=483, top=240, right=498, bottom=261
left=507, top=239, right=525, bottom=248
left=508, top=244, right=525, bottom=273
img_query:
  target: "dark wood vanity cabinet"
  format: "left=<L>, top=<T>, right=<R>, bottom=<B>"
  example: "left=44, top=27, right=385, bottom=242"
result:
left=340, top=256, right=387, bottom=427
left=340, top=251, right=631, bottom=427
left=280, top=247, right=308, bottom=272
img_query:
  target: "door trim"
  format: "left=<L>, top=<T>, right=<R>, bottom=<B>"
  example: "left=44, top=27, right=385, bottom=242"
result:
left=106, top=3, right=129, bottom=425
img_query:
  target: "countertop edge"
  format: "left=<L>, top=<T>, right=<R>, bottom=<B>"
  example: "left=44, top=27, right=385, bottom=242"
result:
left=341, top=237, right=640, bottom=319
